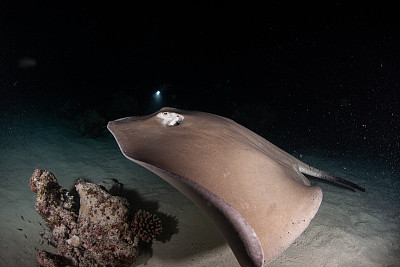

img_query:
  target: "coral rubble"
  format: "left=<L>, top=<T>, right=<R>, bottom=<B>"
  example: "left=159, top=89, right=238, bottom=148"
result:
left=30, top=169, right=162, bottom=267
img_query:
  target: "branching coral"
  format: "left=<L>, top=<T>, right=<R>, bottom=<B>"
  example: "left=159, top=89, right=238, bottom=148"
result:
left=132, top=209, right=162, bottom=243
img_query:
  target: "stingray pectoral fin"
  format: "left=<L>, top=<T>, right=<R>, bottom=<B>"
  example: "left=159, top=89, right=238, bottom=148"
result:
left=128, top=158, right=322, bottom=267
left=134, top=159, right=264, bottom=267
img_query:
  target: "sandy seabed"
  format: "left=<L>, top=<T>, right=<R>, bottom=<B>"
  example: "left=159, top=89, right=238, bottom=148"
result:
left=0, top=110, right=399, bottom=267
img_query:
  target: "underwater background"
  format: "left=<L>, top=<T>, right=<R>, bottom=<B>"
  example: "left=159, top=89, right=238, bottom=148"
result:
left=0, top=2, right=399, bottom=266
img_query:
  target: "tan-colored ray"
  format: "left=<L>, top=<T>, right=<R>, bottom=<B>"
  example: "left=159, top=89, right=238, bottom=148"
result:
left=107, top=107, right=331, bottom=266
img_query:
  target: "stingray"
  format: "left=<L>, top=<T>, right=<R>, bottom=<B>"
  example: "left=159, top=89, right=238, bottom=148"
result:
left=107, top=107, right=364, bottom=267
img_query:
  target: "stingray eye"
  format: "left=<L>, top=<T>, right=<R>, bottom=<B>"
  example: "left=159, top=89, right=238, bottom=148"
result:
left=156, top=112, right=184, bottom=127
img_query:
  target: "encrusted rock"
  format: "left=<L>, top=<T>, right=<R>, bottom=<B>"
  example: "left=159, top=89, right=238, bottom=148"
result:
left=30, top=169, right=163, bottom=267
left=30, top=169, right=78, bottom=244
left=74, top=179, right=137, bottom=266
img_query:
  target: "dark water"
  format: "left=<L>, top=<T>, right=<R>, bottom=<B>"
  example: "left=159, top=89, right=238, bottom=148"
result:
left=0, top=2, right=399, bottom=266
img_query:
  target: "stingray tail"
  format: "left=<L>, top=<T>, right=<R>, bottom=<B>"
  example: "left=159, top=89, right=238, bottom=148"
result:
left=299, top=164, right=365, bottom=192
